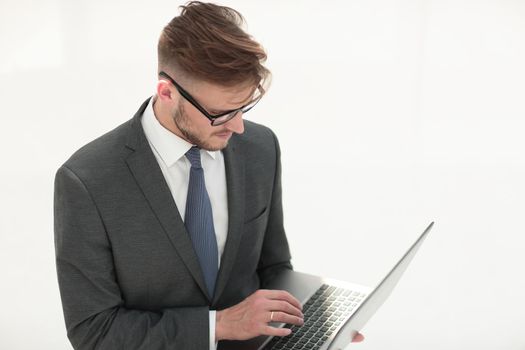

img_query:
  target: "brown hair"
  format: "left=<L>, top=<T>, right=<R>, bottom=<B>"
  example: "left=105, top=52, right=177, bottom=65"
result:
left=158, top=1, right=270, bottom=90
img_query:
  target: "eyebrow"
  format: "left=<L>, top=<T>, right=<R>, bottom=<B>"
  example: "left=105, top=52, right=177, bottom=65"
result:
left=208, top=107, right=234, bottom=115
left=206, top=85, right=262, bottom=115
left=208, top=96, right=256, bottom=115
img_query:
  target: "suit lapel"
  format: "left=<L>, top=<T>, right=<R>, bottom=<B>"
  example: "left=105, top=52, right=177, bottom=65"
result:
left=124, top=99, right=211, bottom=301
left=212, top=137, right=246, bottom=305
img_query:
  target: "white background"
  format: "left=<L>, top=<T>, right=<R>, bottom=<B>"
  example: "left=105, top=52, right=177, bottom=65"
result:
left=1, top=0, right=524, bottom=349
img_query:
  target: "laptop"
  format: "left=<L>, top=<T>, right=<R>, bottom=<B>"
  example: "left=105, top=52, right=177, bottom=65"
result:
left=220, top=222, right=434, bottom=350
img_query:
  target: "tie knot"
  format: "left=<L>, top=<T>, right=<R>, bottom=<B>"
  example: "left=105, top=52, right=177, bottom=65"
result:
left=185, top=146, right=202, bottom=169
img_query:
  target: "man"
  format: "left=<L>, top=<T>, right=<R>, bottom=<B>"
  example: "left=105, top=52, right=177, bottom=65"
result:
left=54, top=2, right=363, bottom=349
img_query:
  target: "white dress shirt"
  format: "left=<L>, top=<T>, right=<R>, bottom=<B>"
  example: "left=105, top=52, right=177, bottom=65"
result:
left=141, top=96, right=228, bottom=349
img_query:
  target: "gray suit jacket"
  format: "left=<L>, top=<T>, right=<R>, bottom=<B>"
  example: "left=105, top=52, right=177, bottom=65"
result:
left=54, top=98, right=292, bottom=349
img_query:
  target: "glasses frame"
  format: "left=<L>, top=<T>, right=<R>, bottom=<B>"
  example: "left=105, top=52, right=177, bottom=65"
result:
left=158, top=71, right=263, bottom=126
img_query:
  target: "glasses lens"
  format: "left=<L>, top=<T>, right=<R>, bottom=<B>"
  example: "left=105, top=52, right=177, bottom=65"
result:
left=210, top=94, right=262, bottom=126
left=242, top=95, right=262, bottom=113
left=212, top=110, right=239, bottom=126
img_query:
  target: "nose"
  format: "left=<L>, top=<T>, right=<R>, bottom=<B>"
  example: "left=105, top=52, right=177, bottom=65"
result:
left=224, top=111, right=245, bottom=134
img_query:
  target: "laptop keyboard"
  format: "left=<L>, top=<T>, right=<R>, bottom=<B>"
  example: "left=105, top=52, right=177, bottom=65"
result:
left=264, top=284, right=367, bottom=350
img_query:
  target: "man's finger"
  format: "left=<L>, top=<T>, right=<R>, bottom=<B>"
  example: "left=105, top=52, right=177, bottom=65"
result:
left=352, top=332, right=365, bottom=342
left=266, top=300, right=304, bottom=318
left=260, top=290, right=302, bottom=310
left=268, top=311, right=304, bottom=325
left=262, top=325, right=293, bottom=337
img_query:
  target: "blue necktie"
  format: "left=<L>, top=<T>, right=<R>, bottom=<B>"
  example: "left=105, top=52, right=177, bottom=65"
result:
left=184, top=146, right=219, bottom=297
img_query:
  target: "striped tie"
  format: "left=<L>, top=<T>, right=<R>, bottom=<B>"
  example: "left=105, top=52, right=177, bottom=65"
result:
left=184, top=146, right=219, bottom=297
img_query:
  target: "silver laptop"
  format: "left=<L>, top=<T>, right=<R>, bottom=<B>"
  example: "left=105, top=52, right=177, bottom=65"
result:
left=220, top=222, right=434, bottom=350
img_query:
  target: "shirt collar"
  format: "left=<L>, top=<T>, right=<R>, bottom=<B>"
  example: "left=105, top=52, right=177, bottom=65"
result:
left=141, top=96, right=218, bottom=167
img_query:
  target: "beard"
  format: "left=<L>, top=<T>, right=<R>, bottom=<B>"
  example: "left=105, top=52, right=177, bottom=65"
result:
left=171, top=103, right=230, bottom=151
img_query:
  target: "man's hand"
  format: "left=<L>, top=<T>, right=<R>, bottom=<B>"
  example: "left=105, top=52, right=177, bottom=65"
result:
left=215, top=289, right=304, bottom=341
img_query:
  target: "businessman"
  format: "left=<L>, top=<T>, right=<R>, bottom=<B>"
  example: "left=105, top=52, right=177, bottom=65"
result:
left=54, top=2, right=363, bottom=349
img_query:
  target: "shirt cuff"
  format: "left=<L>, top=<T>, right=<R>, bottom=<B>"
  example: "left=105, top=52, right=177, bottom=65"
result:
left=209, top=310, right=217, bottom=350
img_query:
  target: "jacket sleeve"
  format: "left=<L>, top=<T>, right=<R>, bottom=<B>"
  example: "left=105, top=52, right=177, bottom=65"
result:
left=256, top=130, right=293, bottom=288
left=54, top=165, right=209, bottom=350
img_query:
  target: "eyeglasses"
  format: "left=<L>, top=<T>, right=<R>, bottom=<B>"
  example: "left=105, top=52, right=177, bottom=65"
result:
left=159, top=71, right=264, bottom=126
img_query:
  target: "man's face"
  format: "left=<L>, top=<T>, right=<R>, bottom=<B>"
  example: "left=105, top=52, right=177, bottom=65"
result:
left=169, top=79, right=253, bottom=151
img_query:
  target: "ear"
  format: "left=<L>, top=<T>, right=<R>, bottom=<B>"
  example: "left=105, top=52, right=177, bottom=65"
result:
left=156, top=80, right=177, bottom=103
